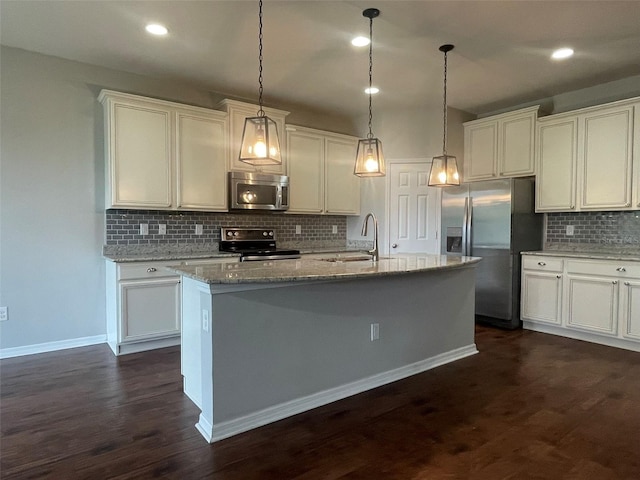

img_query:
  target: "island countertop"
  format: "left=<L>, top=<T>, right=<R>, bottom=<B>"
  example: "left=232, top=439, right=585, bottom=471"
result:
left=167, top=253, right=481, bottom=284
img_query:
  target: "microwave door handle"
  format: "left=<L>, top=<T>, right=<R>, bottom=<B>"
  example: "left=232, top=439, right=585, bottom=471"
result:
left=276, top=185, right=282, bottom=209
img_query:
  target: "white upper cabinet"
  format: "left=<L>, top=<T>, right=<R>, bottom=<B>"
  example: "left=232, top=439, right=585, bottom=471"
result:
left=217, top=99, right=289, bottom=175
left=463, top=106, right=538, bottom=182
left=102, top=96, right=173, bottom=209
left=175, top=110, right=227, bottom=211
left=536, top=117, right=578, bottom=212
left=536, top=97, right=639, bottom=213
left=286, top=125, right=360, bottom=215
left=100, top=90, right=228, bottom=211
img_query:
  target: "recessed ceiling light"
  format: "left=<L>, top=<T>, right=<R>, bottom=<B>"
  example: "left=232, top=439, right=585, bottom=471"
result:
left=351, top=36, right=370, bottom=47
left=551, top=47, right=574, bottom=60
left=365, top=87, right=379, bottom=95
left=145, top=23, right=168, bottom=36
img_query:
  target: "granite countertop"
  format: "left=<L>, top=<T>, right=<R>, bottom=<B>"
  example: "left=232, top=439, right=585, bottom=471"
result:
left=166, top=254, right=482, bottom=285
left=522, top=250, right=640, bottom=262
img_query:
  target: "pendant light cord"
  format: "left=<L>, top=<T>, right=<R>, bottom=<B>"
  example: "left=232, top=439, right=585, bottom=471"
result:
left=367, top=15, right=374, bottom=139
left=442, top=49, right=448, bottom=156
left=257, top=0, right=265, bottom=117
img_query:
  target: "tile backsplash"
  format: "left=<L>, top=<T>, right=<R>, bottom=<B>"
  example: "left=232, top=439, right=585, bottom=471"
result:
left=546, top=211, right=640, bottom=246
left=105, top=209, right=347, bottom=248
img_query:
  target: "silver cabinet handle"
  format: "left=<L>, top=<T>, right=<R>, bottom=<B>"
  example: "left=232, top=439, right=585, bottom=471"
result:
left=538, top=262, right=546, bottom=266
left=616, top=267, right=626, bottom=272
left=147, top=267, right=157, bottom=273
left=612, top=281, right=618, bottom=285
left=624, top=281, right=630, bottom=286
left=392, top=243, right=398, bottom=248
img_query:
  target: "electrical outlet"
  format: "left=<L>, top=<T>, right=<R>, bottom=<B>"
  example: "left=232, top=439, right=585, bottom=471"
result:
left=195, top=224, right=203, bottom=235
left=139, top=223, right=149, bottom=236
left=332, top=225, right=338, bottom=234
left=202, top=310, right=210, bottom=332
left=158, top=224, right=167, bottom=235
left=566, top=225, right=575, bottom=236
left=0, top=306, right=7, bottom=322
left=370, top=323, right=379, bottom=341
left=295, top=225, right=301, bottom=235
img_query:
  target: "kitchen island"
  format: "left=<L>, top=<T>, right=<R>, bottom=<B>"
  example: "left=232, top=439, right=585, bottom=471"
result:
left=168, top=253, right=481, bottom=443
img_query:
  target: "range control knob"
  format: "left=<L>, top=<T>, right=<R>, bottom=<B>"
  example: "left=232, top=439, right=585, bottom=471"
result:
left=227, top=231, right=233, bottom=237
left=263, top=231, right=268, bottom=236
left=269, top=231, right=274, bottom=236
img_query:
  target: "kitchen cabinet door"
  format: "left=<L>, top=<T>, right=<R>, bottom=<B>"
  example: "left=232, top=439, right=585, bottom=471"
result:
left=325, top=136, right=360, bottom=215
left=535, top=117, right=578, bottom=212
left=176, top=110, right=227, bottom=211
left=287, top=128, right=324, bottom=213
left=633, top=104, right=640, bottom=210
left=579, top=106, right=633, bottom=210
left=119, top=277, right=181, bottom=343
left=521, top=271, right=563, bottom=325
left=106, top=100, right=172, bottom=209
left=218, top=99, right=289, bottom=175
left=464, top=122, right=497, bottom=181
left=565, top=275, right=618, bottom=335
left=620, top=280, right=640, bottom=341
left=500, top=113, right=536, bottom=177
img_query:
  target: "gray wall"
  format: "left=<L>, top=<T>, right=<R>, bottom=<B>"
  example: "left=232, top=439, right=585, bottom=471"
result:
left=0, top=46, right=354, bottom=350
left=546, top=211, right=640, bottom=247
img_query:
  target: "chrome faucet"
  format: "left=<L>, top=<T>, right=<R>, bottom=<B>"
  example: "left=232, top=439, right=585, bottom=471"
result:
left=361, top=212, right=379, bottom=262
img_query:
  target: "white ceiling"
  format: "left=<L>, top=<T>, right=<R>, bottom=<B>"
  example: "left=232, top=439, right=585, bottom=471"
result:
left=2, top=0, right=640, bottom=117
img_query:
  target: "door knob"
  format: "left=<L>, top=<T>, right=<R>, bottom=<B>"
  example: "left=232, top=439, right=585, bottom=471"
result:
left=392, top=243, right=398, bottom=248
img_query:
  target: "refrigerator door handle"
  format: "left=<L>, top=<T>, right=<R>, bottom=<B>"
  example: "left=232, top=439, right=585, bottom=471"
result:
left=462, top=197, right=469, bottom=256
left=466, top=197, right=473, bottom=256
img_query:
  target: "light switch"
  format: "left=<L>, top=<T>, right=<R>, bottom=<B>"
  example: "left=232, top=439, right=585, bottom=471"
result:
left=566, top=225, right=574, bottom=236
left=295, top=225, right=301, bottom=235
left=195, top=224, right=203, bottom=235
left=332, top=225, right=338, bottom=234
left=158, top=224, right=166, bottom=235
left=139, top=224, right=149, bottom=236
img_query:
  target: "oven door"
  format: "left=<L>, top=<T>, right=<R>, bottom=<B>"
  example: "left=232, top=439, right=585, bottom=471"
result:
left=229, top=173, right=289, bottom=211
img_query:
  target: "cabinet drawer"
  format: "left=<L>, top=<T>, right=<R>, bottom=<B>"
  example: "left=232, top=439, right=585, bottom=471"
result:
left=118, top=261, right=176, bottom=280
left=566, top=259, right=640, bottom=278
left=522, top=256, right=563, bottom=272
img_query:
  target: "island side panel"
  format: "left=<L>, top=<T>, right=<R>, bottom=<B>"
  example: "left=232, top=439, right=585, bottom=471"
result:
left=209, top=266, right=476, bottom=430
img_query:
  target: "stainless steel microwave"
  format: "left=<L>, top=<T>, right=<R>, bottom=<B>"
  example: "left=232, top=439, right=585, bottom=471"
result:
left=228, top=171, right=289, bottom=211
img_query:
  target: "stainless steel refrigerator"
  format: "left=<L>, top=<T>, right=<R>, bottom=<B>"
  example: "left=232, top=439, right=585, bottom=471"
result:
left=441, top=177, right=543, bottom=329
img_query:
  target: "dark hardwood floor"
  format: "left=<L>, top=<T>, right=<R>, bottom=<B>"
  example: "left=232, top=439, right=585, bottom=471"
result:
left=2, top=325, right=639, bottom=479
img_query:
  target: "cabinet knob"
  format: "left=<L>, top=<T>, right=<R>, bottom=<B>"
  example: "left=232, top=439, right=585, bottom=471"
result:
left=392, top=243, right=398, bottom=248
left=616, top=267, right=626, bottom=272
left=147, top=267, right=157, bottom=273
left=556, top=275, right=561, bottom=279
left=538, top=261, right=546, bottom=266
left=625, top=202, right=631, bottom=207
left=570, top=205, right=575, bottom=209
left=624, top=281, right=630, bottom=286
left=612, top=281, right=618, bottom=285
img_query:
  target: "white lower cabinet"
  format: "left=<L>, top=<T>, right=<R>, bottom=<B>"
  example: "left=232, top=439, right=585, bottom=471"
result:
left=521, top=254, right=640, bottom=352
left=521, top=255, right=563, bottom=324
left=106, top=258, right=237, bottom=355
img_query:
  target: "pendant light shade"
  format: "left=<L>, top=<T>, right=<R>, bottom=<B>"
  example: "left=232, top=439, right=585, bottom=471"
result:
left=239, top=0, right=282, bottom=166
left=428, top=44, right=460, bottom=186
left=239, top=116, right=281, bottom=165
left=354, top=8, right=385, bottom=177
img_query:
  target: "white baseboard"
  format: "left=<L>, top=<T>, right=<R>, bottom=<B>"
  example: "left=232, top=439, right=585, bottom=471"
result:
left=523, top=321, right=640, bottom=353
left=0, top=335, right=107, bottom=359
left=201, top=343, right=478, bottom=443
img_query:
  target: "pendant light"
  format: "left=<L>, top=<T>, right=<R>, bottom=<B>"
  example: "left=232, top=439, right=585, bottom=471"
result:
left=354, top=8, right=385, bottom=177
left=428, top=44, right=460, bottom=186
left=239, top=0, right=281, bottom=166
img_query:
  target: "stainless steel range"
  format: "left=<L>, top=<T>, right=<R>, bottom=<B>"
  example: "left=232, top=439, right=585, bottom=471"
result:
left=219, top=228, right=301, bottom=262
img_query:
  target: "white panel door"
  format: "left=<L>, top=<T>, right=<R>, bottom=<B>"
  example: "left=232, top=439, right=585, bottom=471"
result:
left=389, top=163, right=440, bottom=254
left=521, top=272, right=562, bottom=324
